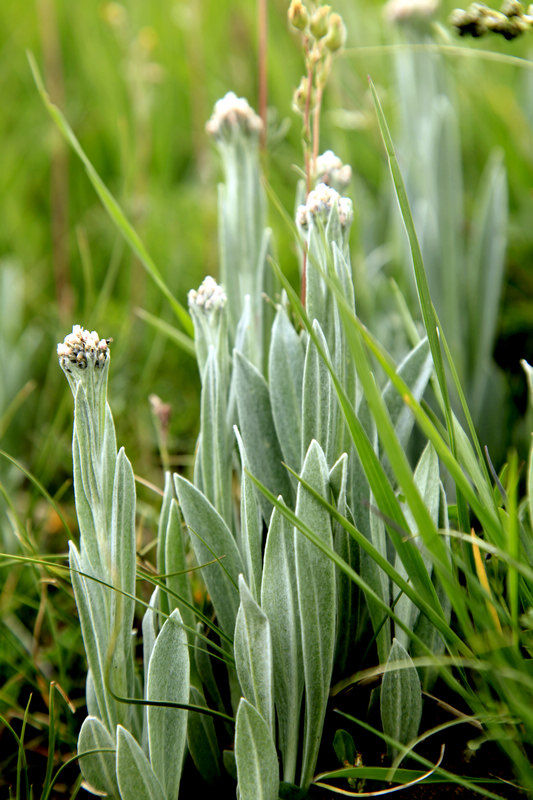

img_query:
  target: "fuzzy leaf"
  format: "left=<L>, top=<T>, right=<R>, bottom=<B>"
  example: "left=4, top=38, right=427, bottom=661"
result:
left=234, top=574, right=274, bottom=733
left=165, top=500, right=195, bottom=636
left=235, top=427, right=263, bottom=600
left=301, top=322, right=337, bottom=467
left=234, top=350, right=294, bottom=520
left=294, top=440, right=336, bottom=789
left=156, top=473, right=174, bottom=610
left=175, top=475, right=244, bottom=635
left=380, top=639, right=422, bottom=759
left=395, top=442, right=440, bottom=648
left=69, top=542, right=113, bottom=730
left=147, top=609, right=189, bottom=799
left=261, top=502, right=303, bottom=785
left=110, top=448, right=136, bottom=709
left=235, top=698, right=279, bottom=800
left=116, top=726, right=165, bottom=800
left=78, top=715, right=118, bottom=799
left=199, top=348, right=232, bottom=525
left=382, top=338, right=432, bottom=454
left=268, top=304, right=304, bottom=473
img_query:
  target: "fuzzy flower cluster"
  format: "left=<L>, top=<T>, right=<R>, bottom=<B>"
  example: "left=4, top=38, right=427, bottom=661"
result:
left=315, top=150, right=352, bottom=194
left=383, top=0, right=440, bottom=23
left=205, top=92, right=263, bottom=142
left=188, top=276, right=227, bottom=314
left=296, top=183, right=353, bottom=231
left=57, top=325, right=110, bottom=374
left=450, top=1, right=533, bottom=39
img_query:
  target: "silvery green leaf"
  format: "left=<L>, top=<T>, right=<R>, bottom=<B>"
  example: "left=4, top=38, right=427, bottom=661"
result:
left=110, top=448, right=136, bottom=707
left=199, top=348, right=232, bottom=525
left=116, top=726, right=165, bottom=800
left=301, top=321, right=337, bottom=467
left=72, top=394, right=100, bottom=573
left=102, top=402, right=118, bottom=529
left=165, top=500, right=195, bottom=635
left=268, top=304, right=304, bottom=473
left=187, top=685, right=221, bottom=784
left=332, top=244, right=354, bottom=304
left=261, top=502, right=302, bottom=784
left=69, top=542, right=113, bottom=729
left=147, top=608, right=189, bottom=799
left=234, top=350, right=294, bottom=519
left=395, top=442, right=440, bottom=649
left=413, top=568, right=451, bottom=690
left=305, top=225, right=328, bottom=327
left=257, top=227, right=276, bottom=369
left=380, top=639, right=422, bottom=760
left=234, top=293, right=254, bottom=364
left=325, top=195, right=344, bottom=250
left=142, top=587, right=160, bottom=754
left=218, top=184, right=240, bottom=332
left=142, top=588, right=160, bottom=679
left=234, top=574, right=274, bottom=733
left=234, top=427, right=262, bottom=600
left=235, top=698, right=279, bottom=800
left=156, top=473, right=174, bottom=594
left=329, top=454, right=357, bottom=674
left=86, top=670, right=99, bottom=720
left=78, top=715, right=118, bottom=798
left=412, top=483, right=451, bottom=690
left=74, top=385, right=106, bottom=540
left=294, top=440, right=336, bottom=789
left=381, top=338, right=432, bottom=465
left=175, top=475, right=244, bottom=635
left=331, top=247, right=356, bottom=457
left=359, top=500, right=391, bottom=666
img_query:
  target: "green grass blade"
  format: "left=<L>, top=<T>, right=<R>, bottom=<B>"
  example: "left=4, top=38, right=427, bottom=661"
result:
left=369, top=78, right=469, bottom=535
left=134, top=307, right=195, bottom=358
left=28, top=52, right=193, bottom=336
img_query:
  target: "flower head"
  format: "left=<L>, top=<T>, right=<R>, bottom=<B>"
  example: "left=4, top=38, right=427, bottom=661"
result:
left=205, top=92, right=263, bottom=143
left=296, top=183, right=353, bottom=231
left=57, top=325, right=111, bottom=398
left=57, top=325, right=110, bottom=373
left=384, top=0, right=439, bottom=24
left=315, top=150, right=352, bottom=193
left=188, top=277, right=229, bottom=382
left=188, top=276, right=227, bottom=314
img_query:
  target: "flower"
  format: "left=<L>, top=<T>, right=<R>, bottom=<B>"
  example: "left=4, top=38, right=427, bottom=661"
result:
left=57, top=325, right=110, bottom=374
left=315, top=150, right=352, bottom=193
left=188, top=277, right=229, bottom=382
left=205, top=92, right=263, bottom=142
left=188, top=276, right=227, bottom=314
left=296, top=183, right=353, bottom=231
left=383, top=0, right=439, bottom=24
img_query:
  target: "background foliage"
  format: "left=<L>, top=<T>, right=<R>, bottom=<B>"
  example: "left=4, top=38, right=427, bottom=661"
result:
left=0, top=0, right=532, bottom=795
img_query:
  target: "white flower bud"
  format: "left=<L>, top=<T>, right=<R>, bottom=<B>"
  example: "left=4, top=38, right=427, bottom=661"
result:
left=296, top=183, right=353, bottom=233
left=205, top=92, right=263, bottom=142
left=383, top=0, right=439, bottom=24
left=315, top=150, right=352, bottom=193
left=57, top=325, right=111, bottom=375
left=188, top=276, right=227, bottom=314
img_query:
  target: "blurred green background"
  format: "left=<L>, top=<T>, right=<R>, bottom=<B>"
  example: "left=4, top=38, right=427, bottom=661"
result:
left=0, top=0, right=532, bottom=793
